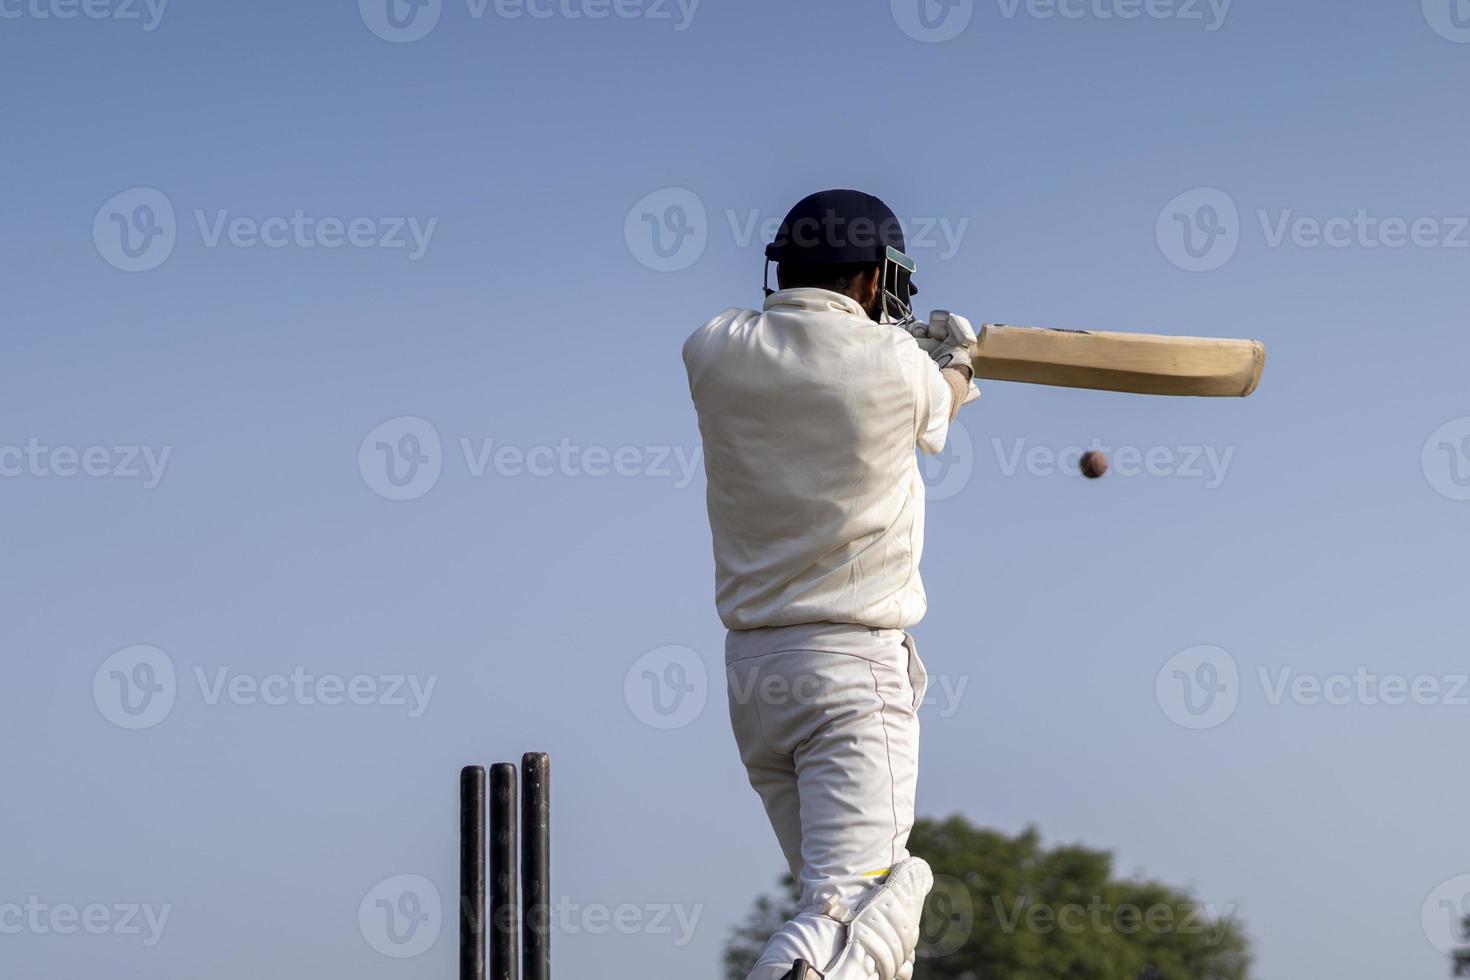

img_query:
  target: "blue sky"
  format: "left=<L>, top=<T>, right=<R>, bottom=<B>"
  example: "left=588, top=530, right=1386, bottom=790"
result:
left=3, top=1, right=1469, bottom=978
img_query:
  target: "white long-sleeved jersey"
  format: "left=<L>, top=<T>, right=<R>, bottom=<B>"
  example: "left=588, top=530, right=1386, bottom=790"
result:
left=683, top=287, right=967, bottom=631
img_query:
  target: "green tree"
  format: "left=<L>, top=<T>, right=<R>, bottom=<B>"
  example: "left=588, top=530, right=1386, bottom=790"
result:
left=726, top=816, right=1251, bottom=980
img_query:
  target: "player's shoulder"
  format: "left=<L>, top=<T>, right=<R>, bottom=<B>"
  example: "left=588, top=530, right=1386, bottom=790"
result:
left=885, top=320, right=928, bottom=363
left=682, top=306, right=759, bottom=364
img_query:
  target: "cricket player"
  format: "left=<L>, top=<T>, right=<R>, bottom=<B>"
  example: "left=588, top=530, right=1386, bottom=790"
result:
left=682, top=190, right=980, bottom=980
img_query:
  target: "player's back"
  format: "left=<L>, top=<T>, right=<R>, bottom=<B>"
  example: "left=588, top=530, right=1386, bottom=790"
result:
left=682, top=288, right=932, bottom=631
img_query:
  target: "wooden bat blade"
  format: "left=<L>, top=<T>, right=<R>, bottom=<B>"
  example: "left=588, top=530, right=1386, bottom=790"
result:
left=971, top=324, right=1265, bottom=397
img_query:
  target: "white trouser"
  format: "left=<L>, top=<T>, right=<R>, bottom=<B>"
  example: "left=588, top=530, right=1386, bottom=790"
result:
left=725, top=624, right=927, bottom=980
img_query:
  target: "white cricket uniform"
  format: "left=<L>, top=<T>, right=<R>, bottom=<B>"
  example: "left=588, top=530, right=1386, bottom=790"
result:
left=682, top=288, right=969, bottom=979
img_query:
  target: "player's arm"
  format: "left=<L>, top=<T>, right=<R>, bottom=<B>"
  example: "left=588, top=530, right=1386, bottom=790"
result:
left=938, top=367, right=973, bottom=420
left=908, top=312, right=980, bottom=455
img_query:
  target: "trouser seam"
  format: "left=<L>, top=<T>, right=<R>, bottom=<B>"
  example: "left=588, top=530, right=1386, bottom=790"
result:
left=869, top=660, right=900, bottom=873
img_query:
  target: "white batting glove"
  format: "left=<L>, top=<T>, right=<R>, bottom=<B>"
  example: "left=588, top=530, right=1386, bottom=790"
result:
left=912, top=311, right=977, bottom=375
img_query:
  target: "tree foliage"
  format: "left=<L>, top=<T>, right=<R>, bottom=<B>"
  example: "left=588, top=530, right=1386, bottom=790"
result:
left=726, top=816, right=1252, bottom=980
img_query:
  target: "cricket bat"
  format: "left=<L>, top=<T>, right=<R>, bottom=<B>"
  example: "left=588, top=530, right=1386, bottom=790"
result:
left=971, top=324, right=1265, bottom=397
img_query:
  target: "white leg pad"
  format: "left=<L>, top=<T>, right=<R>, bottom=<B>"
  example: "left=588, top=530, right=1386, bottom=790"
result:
left=819, top=857, right=933, bottom=980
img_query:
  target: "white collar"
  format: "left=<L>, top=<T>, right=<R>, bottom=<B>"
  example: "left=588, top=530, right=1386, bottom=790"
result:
left=763, top=287, right=867, bottom=319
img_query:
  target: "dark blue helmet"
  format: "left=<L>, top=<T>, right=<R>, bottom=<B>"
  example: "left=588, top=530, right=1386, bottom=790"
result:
left=765, top=189, right=910, bottom=269
left=762, top=190, right=918, bottom=322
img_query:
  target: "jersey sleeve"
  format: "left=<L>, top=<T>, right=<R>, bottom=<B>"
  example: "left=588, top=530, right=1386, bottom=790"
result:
left=901, top=333, right=955, bottom=456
